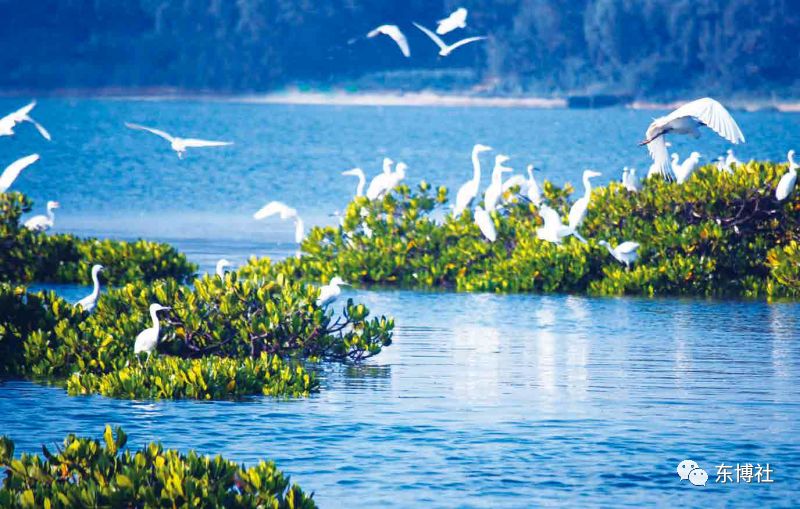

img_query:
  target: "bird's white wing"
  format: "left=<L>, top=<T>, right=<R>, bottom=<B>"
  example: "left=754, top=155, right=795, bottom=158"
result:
left=254, top=201, right=296, bottom=220
left=663, top=98, right=745, bottom=144
left=24, top=116, right=51, bottom=141
left=538, top=204, right=562, bottom=229
left=437, top=8, right=467, bottom=34
left=125, top=122, right=174, bottom=141
left=368, top=25, right=410, bottom=57
left=412, top=22, right=447, bottom=51
left=567, top=197, right=588, bottom=231
left=616, top=241, right=640, bottom=254
left=180, top=138, right=233, bottom=148
left=446, top=36, right=487, bottom=52
left=647, top=136, right=674, bottom=180
left=0, top=154, right=39, bottom=192
left=6, top=101, right=36, bottom=122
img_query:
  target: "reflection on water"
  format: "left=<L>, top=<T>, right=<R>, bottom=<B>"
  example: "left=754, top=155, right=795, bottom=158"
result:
left=2, top=288, right=798, bottom=507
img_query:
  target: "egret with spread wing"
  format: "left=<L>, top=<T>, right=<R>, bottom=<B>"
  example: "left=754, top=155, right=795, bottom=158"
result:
left=437, top=7, right=468, bottom=35
left=125, top=123, right=232, bottom=159
left=0, top=101, right=51, bottom=140
left=640, top=98, right=744, bottom=181
left=367, top=25, right=410, bottom=57
left=254, top=201, right=305, bottom=243
left=0, top=154, right=39, bottom=193
left=412, top=22, right=486, bottom=57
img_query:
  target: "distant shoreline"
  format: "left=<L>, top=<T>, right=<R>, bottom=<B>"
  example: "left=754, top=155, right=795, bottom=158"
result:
left=1, top=88, right=798, bottom=112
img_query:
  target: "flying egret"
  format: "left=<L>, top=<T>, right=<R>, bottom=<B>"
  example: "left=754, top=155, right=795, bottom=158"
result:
left=473, top=205, right=496, bottom=242
left=0, top=101, right=51, bottom=140
left=725, top=148, right=742, bottom=168
left=437, top=7, right=468, bottom=34
left=0, top=154, right=39, bottom=193
left=525, top=165, right=543, bottom=205
left=215, top=259, right=231, bottom=278
left=24, top=200, right=59, bottom=232
left=125, top=123, right=233, bottom=159
left=134, top=303, right=171, bottom=356
left=342, top=168, right=366, bottom=197
left=776, top=150, right=798, bottom=201
left=317, top=276, right=350, bottom=307
left=598, top=240, right=640, bottom=269
left=641, top=98, right=745, bottom=180
left=453, top=143, right=492, bottom=217
left=483, top=155, right=512, bottom=211
left=75, top=264, right=104, bottom=313
left=675, top=152, right=702, bottom=184
left=568, top=170, right=602, bottom=232
left=670, top=153, right=681, bottom=176
left=536, top=204, right=586, bottom=244
left=412, top=22, right=487, bottom=57
left=253, top=201, right=305, bottom=243
left=367, top=25, right=410, bottom=57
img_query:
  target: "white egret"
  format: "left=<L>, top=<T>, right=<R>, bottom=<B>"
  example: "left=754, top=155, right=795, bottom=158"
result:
left=536, top=204, right=586, bottom=245
left=317, top=276, right=350, bottom=307
left=366, top=161, right=406, bottom=200
left=367, top=25, right=410, bottom=57
left=675, top=152, right=702, bottom=184
left=75, top=264, right=104, bottom=313
left=483, top=155, right=512, bottom=211
left=453, top=143, right=492, bottom=217
left=776, top=150, right=798, bottom=201
left=568, top=170, right=601, bottom=232
left=473, top=205, right=496, bottom=242
left=641, top=97, right=745, bottom=180
left=24, top=200, right=59, bottom=232
left=253, top=201, right=305, bottom=243
left=715, top=156, right=733, bottom=174
left=0, top=154, right=39, bottom=193
left=626, top=168, right=642, bottom=192
left=412, top=22, right=487, bottom=57
left=0, top=101, right=51, bottom=140
left=134, top=303, right=171, bottom=356
left=125, top=123, right=232, bottom=159
left=342, top=168, right=366, bottom=197
left=526, top=165, right=543, bottom=205
left=437, top=7, right=468, bottom=34
left=670, top=153, right=681, bottom=176
left=215, top=259, right=231, bottom=278
left=622, top=167, right=630, bottom=187
left=725, top=148, right=742, bottom=168
left=598, top=240, right=640, bottom=269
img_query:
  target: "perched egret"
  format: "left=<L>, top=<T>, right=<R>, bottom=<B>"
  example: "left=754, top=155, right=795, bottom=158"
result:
left=134, top=303, right=171, bottom=356
left=521, top=165, right=542, bottom=205
left=725, top=148, right=742, bottom=168
left=641, top=97, right=745, bottom=180
left=367, top=25, right=410, bottom=57
left=715, top=156, right=733, bottom=174
left=453, top=143, right=492, bottom=217
left=0, top=154, right=39, bottom=193
left=366, top=161, right=406, bottom=200
left=776, top=150, right=798, bottom=201
left=626, top=168, right=642, bottom=192
left=412, top=22, right=486, bottom=57
left=317, top=277, right=350, bottom=307
left=253, top=201, right=305, bottom=243
left=567, top=170, right=602, bottom=232
left=670, top=153, right=681, bottom=176
left=483, top=155, right=512, bottom=211
left=75, top=264, right=104, bottom=313
left=536, top=204, right=586, bottom=244
left=342, top=168, right=366, bottom=197
left=125, top=123, right=232, bottom=159
left=473, top=205, right=496, bottom=242
left=215, top=259, right=231, bottom=278
left=0, top=101, right=51, bottom=140
left=437, top=7, right=468, bottom=34
left=24, top=200, right=59, bottom=232
left=598, top=240, right=640, bottom=269
left=675, top=152, right=702, bottom=184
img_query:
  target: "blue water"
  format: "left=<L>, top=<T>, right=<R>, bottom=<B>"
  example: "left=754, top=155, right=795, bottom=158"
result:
left=2, top=99, right=800, bottom=507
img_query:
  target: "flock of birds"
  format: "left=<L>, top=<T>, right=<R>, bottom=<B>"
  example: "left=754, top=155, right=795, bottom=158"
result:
left=365, top=7, right=486, bottom=59
left=2, top=94, right=798, bottom=356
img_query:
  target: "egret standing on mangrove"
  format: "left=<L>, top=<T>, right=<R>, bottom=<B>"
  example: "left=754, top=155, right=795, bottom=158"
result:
left=776, top=150, right=798, bottom=201
left=75, top=264, right=104, bottom=313
left=317, top=277, right=351, bottom=307
left=568, top=170, right=601, bottom=233
left=215, top=259, right=232, bottom=278
left=24, top=200, right=59, bottom=232
left=473, top=205, right=497, bottom=242
left=453, top=143, right=492, bottom=217
left=134, top=303, right=171, bottom=357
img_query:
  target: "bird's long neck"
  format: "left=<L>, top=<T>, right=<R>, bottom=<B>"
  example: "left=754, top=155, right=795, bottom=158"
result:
left=150, top=309, right=161, bottom=335
left=90, top=271, right=101, bottom=299
left=582, top=175, right=592, bottom=198
left=47, top=206, right=55, bottom=222
left=492, top=168, right=503, bottom=185
left=603, top=243, right=615, bottom=256
left=789, top=153, right=798, bottom=171
left=356, top=175, right=365, bottom=196
left=470, top=151, right=482, bottom=183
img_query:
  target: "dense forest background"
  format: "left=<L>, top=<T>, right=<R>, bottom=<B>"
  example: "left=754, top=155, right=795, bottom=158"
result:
left=0, top=0, right=798, bottom=99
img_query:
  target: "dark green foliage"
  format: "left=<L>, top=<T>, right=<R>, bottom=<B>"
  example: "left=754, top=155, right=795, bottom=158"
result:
left=0, top=426, right=316, bottom=508
left=0, top=192, right=197, bottom=285
left=291, top=161, right=800, bottom=299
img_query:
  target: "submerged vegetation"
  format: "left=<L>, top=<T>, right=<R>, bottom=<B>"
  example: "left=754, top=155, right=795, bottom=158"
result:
left=0, top=425, right=316, bottom=508
left=0, top=192, right=196, bottom=284
left=298, top=161, right=800, bottom=299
